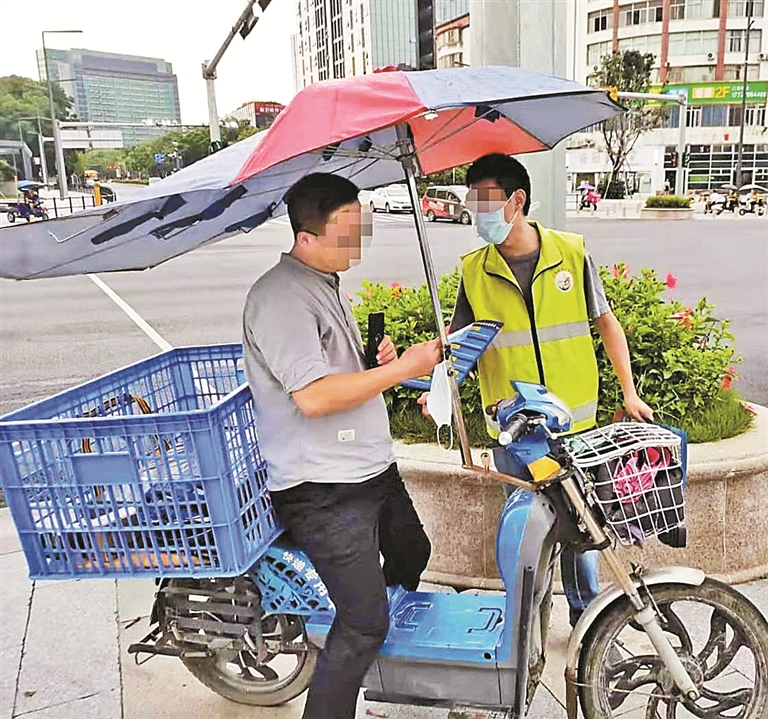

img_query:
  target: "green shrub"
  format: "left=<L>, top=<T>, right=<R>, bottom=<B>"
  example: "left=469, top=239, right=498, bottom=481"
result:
left=354, top=264, right=752, bottom=445
left=594, top=263, right=752, bottom=435
left=645, top=195, right=693, bottom=209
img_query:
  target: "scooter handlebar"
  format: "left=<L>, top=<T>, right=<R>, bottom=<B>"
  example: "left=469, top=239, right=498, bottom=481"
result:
left=498, top=414, right=529, bottom=446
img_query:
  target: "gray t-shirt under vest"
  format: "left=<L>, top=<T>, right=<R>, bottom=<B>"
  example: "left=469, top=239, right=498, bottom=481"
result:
left=242, top=253, right=395, bottom=492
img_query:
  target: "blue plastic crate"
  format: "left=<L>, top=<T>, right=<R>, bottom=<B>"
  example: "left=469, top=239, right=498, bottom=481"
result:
left=0, top=344, right=281, bottom=580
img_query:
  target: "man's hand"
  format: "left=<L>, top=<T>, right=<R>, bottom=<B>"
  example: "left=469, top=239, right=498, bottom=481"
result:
left=397, top=339, right=442, bottom=381
left=623, top=392, right=654, bottom=422
left=376, top=336, right=397, bottom=366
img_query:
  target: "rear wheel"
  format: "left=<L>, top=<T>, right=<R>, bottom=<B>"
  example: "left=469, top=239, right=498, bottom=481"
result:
left=7, top=212, right=15, bottom=223
left=460, top=211, right=471, bottom=225
left=578, top=579, right=768, bottom=719
left=167, top=579, right=318, bottom=706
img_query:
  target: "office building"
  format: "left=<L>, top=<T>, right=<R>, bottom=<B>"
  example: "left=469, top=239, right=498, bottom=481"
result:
left=36, top=48, right=181, bottom=147
left=573, top=0, right=768, bottom=191
left=291, top=0, right=468, bottom=90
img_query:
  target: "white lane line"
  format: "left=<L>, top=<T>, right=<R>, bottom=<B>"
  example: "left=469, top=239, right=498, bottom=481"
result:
left=87, top=274, right=173, bottom=352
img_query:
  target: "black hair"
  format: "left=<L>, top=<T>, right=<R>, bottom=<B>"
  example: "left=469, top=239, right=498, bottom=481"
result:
left=285, top=173, right=360, bottom=236
left=466, top=154, right=532, bottom=214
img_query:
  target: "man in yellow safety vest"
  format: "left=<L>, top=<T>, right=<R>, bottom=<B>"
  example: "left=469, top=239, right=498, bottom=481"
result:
left=423, top=153, right=653, bottom=626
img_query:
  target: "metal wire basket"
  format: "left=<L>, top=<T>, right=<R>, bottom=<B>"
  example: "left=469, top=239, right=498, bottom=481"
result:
left=566, top=423, right=686, bottom=546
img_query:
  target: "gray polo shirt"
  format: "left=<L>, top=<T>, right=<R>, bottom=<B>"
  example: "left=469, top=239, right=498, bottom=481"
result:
left=242, top=253, right=395, bottom=492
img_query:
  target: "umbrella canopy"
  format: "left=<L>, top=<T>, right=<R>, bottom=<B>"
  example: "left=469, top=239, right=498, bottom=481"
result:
left=576, top=182, right=596, bottom=190
left=720, top=184, right=739, bottom=191
left=16, top=181, right=44, bottom=192
left=0, top=66, right=622, bottom=281
left=739, top=184, right=768, bottom=192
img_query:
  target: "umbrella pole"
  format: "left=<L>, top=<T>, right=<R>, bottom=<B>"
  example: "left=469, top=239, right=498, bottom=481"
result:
left=400, top=158, right=474, bottom=467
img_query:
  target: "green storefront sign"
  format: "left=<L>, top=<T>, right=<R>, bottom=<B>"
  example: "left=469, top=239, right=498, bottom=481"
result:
left=649, top=81, right=768, bottom=106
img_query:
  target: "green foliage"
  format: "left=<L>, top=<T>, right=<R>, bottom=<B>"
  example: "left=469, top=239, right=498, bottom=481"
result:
left=0, top=75, right=73, bottom=179
left=416, top=164, right=469, bottom=198
left=644, top=195, right=693, bottom=209
left=594, top=263, right=747, bottom=433
left=353, top=265, right=750, bottom=445
left=75, top=149, right=127, bottom=178
left=352, top=271, right=493, bottom=447
left=0, top=158, right=16, bottom=181
left=594, top=51, right=666, bottom=194
left=124, top=121, right=257, bottom=178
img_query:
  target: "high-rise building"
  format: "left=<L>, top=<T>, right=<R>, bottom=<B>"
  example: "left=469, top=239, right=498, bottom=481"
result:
left=36, top=48, right=182, bottom=147
left=228, top=101, right=285, bottom=129
left=573, top=0, right=768, bottom=191
left=291, top=0, right=468, bottom=90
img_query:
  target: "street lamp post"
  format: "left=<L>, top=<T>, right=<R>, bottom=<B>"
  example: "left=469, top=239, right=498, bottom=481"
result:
left=42, top=29, right=82, bottom=199
left=734, top=2, right=755, bottom=189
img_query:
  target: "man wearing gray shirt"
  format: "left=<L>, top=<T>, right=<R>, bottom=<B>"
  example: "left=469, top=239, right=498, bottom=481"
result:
left=243, top=173, right=441, bottom=719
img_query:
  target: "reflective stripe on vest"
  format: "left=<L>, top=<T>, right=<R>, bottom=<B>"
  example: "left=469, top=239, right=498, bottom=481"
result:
left=462, top=223, right=600, bottom=436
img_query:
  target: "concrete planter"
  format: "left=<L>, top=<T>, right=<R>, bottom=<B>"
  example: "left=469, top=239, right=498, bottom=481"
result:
left=640, top=207, right=694, bottom=220
left=395, top=404, right=768, bottom=589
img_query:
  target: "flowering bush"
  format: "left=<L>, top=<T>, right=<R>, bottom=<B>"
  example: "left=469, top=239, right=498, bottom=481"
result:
left=595, top=263, right=748, bottom=435
left=354, top=264, right=751, bottom=445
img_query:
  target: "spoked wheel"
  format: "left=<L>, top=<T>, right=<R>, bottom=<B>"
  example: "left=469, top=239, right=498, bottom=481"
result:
left=180, top=608, right=318, bottom=706
left=578, top=579, right=768, bottom=718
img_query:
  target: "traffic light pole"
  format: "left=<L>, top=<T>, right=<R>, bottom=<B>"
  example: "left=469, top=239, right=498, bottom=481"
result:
left=202, top=0, right=268, bottom=151
left=617, top=91, right=687, bottom=196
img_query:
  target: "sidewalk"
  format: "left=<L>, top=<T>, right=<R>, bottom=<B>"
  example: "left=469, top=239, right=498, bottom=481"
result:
left=1, top=507, right=766, bottom=719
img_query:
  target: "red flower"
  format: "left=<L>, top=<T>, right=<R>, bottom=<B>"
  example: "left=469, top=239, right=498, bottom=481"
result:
left=612, top=264, right=630, bottom=280
left=390, top=281, right=401, bottom=288
left=665, top=273, right=678, bottom=289
left=669, top=308, right=693, bottom=329
left=722, top=365, right=737, bottom=390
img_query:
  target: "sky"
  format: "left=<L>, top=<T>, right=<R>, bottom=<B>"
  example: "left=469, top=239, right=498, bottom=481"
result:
left=0, top=0, right=298, bottom=124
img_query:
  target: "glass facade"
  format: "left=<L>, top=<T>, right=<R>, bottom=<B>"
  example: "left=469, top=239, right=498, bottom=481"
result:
left=665, top=143, right=768, bottom=189
left=37, top=49, right=181, bottom=147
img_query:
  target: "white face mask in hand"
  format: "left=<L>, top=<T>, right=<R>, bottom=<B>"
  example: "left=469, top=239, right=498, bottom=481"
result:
left=426, top=360, right=454, bottom=449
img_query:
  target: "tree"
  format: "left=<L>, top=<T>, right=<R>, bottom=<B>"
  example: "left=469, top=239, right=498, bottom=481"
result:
left=75, top=149, right=128, bottom=178
left=594, top=51, right=665, bottom=198
left=0, top=75, right=74, bottom=180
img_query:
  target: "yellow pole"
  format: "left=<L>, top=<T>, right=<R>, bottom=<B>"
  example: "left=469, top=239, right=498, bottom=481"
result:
left=94, top=182, right=102, bottom=206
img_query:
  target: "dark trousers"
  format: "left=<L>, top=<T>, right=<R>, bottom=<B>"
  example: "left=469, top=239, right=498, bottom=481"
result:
left=270, top=463, right=431, bottom=719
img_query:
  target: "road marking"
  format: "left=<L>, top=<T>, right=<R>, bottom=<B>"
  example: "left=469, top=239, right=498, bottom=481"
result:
left=88, top=274, right=173, bottom=351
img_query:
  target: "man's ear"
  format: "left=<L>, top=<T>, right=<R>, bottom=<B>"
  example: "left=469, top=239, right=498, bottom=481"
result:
left=295, top=230, right=316, bottom=247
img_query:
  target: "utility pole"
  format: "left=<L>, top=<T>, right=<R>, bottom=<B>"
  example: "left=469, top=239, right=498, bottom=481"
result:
left=734, top=0, right=755, bottom=189
left=202, top=0, right=271, bottom=152
left=616, top=91, right=688, bottom=196
left=42, top=29, right=82, bottom=199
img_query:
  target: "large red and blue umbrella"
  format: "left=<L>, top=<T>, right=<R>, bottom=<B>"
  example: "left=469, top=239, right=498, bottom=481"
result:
left=0, top=66, right=621, bottom=281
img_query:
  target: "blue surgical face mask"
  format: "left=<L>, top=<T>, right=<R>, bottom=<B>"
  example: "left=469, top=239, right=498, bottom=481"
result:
left=475, top=200, right=519, bottom=245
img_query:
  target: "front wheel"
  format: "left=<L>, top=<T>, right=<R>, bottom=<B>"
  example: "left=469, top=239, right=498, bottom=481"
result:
left=578, top=578, right=768, bottom=719
left=459, top=211, right=471, bottom=225
left=740, top=208, right=746, bottom=216
left=426, top=210, right=435, bottom=222
left=7, top=212, right=15, bottom=223
left=385, top=203, right=391, bottom=213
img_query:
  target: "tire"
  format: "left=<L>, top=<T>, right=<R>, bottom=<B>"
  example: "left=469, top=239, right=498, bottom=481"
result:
left=426, top=210, right=435, bottom=222
left=40, top=212, right=49, bottom=221
left=7, top=212, right=15, bottom=223
left=459, top=211, right=471, bottom=225
left=740, top=208, right=746, bottom=216
left=385, top=203, right=391, bottom=213
left=578, top=578, right=768, bottom=719
left=180, top=612, right=318, bottom=706
left=370, top=202, right=376, bottom=213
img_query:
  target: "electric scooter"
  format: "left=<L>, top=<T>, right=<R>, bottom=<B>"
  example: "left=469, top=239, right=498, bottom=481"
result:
left=128, top=381, right=768, bottom=719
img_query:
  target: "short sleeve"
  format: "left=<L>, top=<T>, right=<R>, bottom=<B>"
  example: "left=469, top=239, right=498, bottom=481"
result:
left=584, top=251, right=611, bottom=319
left=244, top=288, right=329, bottom=394
left=449, top=279, right=476, bottom=333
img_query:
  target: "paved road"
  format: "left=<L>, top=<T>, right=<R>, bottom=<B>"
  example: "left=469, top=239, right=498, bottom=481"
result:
left=1, top=207, right=766, bottom=414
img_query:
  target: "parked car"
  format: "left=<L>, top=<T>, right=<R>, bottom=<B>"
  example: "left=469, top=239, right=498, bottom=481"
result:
left=369, top=184, right=413, bottom=213
left=421, top=185, right=472, bottom=224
